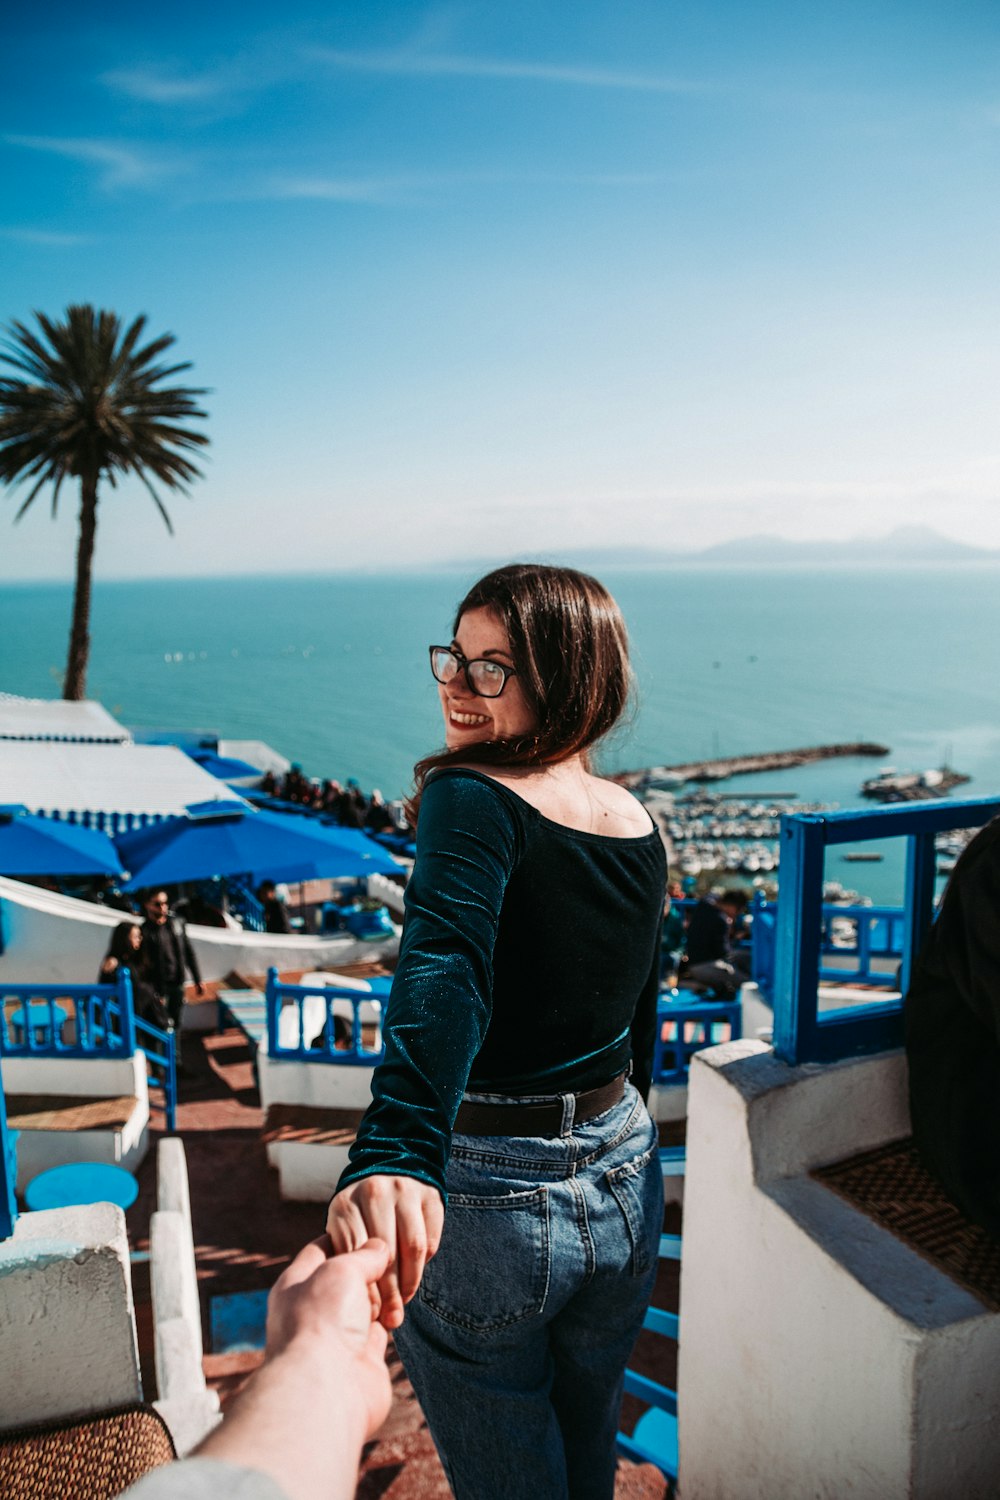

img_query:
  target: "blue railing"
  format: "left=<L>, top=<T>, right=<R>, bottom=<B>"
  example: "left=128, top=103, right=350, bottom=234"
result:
left=265, top=967, right=387, bottom=1064
left=134, top=1014, right=177, bottom=1132
left=191, top=875, right=265, bottom=932
left=751, top=896, right=906, bottom=997
left=0, top=972, right=136, bottom=1059
left=653, top=991, right=742, bottom=1086
left=772, top=796, right=1000, bottom=1065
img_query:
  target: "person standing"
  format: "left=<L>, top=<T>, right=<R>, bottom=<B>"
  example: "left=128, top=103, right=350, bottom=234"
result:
left=326, top=563, right=666, bottom=1500
left=256, top=879, right=292, bottom=934
left=142, top=890, right=205, bottom=1043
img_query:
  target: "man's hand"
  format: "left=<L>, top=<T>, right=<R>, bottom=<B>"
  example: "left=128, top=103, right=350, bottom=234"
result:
left=195, top=1237, right=393, bottom=1500
left=327, top=1176, right=444, bottom=1330
left=267, top=1236, right=392, bottom=1438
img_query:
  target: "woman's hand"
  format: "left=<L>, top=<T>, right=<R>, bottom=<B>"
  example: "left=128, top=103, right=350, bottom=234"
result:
left=326, top=1176, right=444, bottom=1330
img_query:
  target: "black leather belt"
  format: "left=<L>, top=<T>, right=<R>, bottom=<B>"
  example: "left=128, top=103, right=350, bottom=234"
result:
left=453, top=1073, right=626, bottom=1137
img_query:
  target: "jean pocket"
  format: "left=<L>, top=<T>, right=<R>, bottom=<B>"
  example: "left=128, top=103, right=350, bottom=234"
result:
left=418, top=1185, right=550, bottom=1333
left=605, top=1143, right=662, bottom=1276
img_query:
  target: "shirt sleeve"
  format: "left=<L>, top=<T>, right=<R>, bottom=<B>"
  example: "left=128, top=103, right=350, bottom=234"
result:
left=337, top=771, right=523, bottom=1199
left=119, top=1458, right=288, bottom=1500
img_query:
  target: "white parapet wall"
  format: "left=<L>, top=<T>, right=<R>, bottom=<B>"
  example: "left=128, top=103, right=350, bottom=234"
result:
left=677, top=1040, right=1000, bottom=1500
left=258, top=1050, right=376, bottom=1114
left=0, top=1202, right=142, bottom=1428
left=150, top=1139, right=220, bottom=1454
left=258, top=1052, right=374, bottom=1202
left=2, top=1052, right=150, bottom=1190
left=0, top=875, right=398, bottom=985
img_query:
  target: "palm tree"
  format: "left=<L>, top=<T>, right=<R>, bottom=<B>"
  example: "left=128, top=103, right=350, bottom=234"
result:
left=0, top=305, right=209, bottom=698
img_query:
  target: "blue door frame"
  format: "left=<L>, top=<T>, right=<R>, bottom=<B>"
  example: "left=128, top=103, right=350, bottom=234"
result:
left=773, top=796, right=1000, bottom=1064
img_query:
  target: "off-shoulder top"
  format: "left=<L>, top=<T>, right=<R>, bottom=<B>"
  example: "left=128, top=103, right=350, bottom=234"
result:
left=337, top=767, right=667, bottom=1198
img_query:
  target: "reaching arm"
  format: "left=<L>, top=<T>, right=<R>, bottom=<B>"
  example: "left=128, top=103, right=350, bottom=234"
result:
left=327, top=770, right=522, bottom=1326
left=120, top=1239, right=392, bottom=1500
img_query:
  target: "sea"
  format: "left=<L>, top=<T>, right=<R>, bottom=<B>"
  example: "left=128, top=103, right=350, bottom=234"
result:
left=4, top=563, right=1000, bottom=907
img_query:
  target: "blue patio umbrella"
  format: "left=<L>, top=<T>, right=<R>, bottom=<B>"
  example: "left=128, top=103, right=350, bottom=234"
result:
left=186, top=749, right=263, bottom=782
left=115, top=800, right=401, bottom=890
left=0, top=804, right=123, bottom=877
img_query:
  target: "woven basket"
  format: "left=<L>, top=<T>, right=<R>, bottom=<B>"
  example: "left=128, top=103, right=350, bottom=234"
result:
left=0, top=1403, right=176, bottom=1500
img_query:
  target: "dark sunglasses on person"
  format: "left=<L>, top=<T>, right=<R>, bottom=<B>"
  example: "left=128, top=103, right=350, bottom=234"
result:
left=428, top=645, right=518, bottom=699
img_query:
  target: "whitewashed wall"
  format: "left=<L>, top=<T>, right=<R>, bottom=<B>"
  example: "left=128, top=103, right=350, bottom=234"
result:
left=677, top=1041, right=1000, bottom=1499
left=0, top=1203, right=141, bottom=1426
left=0, top=875, right=397, bottom=984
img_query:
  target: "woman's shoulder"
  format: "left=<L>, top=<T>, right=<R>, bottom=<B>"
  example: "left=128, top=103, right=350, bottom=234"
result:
left=423, top=765, right=530, bottom=826
left=430, top=764, right=656, bottom=842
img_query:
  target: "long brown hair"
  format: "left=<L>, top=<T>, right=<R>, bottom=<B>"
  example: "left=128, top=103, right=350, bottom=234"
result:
left=408, top=563, right=633, bottom=820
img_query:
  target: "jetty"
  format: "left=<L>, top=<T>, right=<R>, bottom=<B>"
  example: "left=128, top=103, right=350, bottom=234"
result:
left=615, top=741, right=889, bottom=790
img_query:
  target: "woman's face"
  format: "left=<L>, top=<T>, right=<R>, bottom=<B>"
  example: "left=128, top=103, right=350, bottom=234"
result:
left=439, top=606, right=538, bottom=750
left=127, top=925, right=142, bottom=950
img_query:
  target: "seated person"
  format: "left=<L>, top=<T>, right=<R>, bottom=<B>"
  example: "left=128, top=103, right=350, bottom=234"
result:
left=680, top=888, right=751, bottom=999
left=905, top=817, right=1000, bottom=1240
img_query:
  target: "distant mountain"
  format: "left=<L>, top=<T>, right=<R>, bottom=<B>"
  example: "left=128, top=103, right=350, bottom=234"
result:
left=445, top=525, right=997, bottom=572
left=695, top=525, right=994, bottom=564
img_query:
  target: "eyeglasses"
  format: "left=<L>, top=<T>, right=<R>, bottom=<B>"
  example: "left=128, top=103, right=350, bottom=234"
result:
left=429, top=645, right=518, bottom=699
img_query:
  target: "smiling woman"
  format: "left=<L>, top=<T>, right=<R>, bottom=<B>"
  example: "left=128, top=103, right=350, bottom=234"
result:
left=326, top=562, right=665, bottom=1500
left=430, top=609, right=537, bottom=747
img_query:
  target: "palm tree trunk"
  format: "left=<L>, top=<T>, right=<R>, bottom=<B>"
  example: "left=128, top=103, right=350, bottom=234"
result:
left=63, top=472, right=99, bottom=700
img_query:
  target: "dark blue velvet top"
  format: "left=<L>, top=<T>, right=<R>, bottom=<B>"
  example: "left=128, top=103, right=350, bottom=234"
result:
left=337, top=767, right=667, bottom=1198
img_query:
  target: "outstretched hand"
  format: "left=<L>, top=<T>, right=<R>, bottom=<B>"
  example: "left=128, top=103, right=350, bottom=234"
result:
left=195, top=1236, right=394, bottom=1500
left=327, top=1176, right=445, bottom=1330
left=267, top=1236, right=392, bottom=1437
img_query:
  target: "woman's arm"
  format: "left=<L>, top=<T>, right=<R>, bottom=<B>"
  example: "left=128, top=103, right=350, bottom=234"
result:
left=327, top=771, right=523, bottom=1325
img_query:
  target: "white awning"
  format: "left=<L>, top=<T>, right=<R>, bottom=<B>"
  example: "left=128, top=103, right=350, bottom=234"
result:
left=0, top=695, right=131, bottom=744
left=0, top=742, right=247, bottom=831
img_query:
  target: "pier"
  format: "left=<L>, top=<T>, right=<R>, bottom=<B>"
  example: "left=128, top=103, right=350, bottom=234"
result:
left=614, top=741, right=890, bottom=790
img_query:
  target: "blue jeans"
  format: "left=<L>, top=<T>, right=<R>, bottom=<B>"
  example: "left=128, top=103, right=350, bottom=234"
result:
left=394, top=1084, right=663, bottom=1500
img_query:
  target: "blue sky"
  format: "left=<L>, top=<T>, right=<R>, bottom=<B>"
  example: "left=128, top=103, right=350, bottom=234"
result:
left=3, top=1, right=999, bottom=579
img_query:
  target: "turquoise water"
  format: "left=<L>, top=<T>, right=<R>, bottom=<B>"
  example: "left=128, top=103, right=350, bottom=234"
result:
left=4, top=565, right=1000, bottom=903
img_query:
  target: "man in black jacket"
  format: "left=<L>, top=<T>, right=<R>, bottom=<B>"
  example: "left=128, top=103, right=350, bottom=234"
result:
left=142, top=889, right=205, bottom=1039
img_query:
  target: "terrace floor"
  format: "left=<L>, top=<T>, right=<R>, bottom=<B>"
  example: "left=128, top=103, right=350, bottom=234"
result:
left=125, top=1000, right=675, bottom=1499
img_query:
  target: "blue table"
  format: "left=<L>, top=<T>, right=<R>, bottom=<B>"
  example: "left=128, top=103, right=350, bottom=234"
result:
left=24, top=1161, right=138, bottom=1213
left=10, top=1001, right=67, bottom=1047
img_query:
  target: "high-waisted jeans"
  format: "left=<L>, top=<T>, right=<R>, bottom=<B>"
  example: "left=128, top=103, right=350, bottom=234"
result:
left=394, top=1083, right=663, bottom=1500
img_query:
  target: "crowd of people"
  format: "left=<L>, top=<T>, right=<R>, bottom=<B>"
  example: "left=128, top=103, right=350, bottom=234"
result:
left=258, top=767, right=406, bottom=835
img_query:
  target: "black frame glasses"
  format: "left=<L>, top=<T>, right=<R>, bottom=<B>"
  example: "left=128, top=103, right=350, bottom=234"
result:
left=429, top=645, right=518, bottom=699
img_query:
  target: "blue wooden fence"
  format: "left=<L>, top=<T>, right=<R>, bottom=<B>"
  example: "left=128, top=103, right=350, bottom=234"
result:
left=0, top=972, right=136, bottom=1059
left=751, top=895, right=907, bottom=997
left=265, top=967, right=388, bottom=1064
left=772, top=796, right=1000, bottom=1065
left=0, top=972, right=178, bottom=1238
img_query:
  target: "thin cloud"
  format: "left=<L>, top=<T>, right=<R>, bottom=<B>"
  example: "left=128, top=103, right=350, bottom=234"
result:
left=258, top=166, right=666, bottom=205
left=101, top=66, right=230, bottom=104
left=4, top=134, right=183, bottom=190
left=265, top=175, right=405, bottom=204
left=0, top=226, right=95, bottom=247
left=310, top=45, right=703, bottom=94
